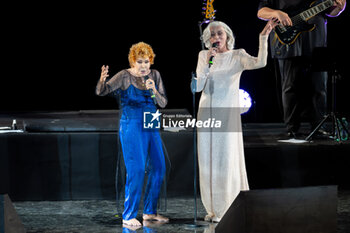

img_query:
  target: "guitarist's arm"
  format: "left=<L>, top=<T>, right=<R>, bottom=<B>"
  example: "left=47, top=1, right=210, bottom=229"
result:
left=326, top=0, right=346, bottom=17
left=257, top=7, right=293, bottom=26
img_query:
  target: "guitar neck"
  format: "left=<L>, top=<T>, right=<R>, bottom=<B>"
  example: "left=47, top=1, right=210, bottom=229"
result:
left=293, top=0, right=334, bottom=22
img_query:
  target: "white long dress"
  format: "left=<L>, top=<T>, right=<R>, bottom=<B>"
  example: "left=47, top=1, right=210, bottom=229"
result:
left=195, top=34, right=268, bottom=220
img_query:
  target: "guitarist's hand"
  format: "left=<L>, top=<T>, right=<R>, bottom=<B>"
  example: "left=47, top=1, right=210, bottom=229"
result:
left=328, top=0, right=346, bottom=16
left=333, top=0, right=346, bottom=9
left=260, top=19, right=279, bottom=36
left=258, top=7, right=292, bottom=26
left=273, top=10, right=292, bottom=26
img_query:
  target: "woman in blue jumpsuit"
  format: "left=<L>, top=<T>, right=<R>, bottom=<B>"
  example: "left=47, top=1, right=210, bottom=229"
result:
left=96, top=42, right=169, bottom=226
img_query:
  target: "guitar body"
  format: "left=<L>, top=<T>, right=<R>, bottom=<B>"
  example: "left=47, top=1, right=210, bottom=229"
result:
left=275, top=21, right=315, bottom=45
left=274, top=0, right=333, bottom=45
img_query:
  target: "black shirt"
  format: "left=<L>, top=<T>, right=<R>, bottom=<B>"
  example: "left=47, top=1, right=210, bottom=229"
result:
left=258, top=0, right=328, bottom=58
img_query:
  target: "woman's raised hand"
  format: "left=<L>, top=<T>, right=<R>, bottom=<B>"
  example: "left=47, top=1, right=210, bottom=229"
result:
left=260, top=19, right=279, bottom=36
left=100, top=65, right=109, bottom=82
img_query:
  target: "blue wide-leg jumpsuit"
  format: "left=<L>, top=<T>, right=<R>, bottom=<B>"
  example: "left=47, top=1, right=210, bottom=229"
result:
left=119, top=85, right=166, bottom=220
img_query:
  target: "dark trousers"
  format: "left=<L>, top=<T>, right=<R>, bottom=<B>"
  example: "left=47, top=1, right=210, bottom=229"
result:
left=278, top=57, right=328, bottom=132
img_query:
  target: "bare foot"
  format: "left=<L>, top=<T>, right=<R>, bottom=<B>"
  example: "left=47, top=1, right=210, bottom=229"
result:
left=123, top=218, right=142, bottom=226
left=142, top=220, right=167, bottom=228
left=143, top=214, right=169, bottom=222
left=122, top=223, right=142, bottom=231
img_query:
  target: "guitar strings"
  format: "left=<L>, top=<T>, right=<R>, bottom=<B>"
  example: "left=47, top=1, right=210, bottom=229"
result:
left=288, top=0, right=332, bottom=27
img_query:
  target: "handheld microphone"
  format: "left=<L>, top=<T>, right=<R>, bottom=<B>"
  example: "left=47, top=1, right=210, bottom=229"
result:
left=144, top=75, right=157, bottom=105
left=209, top=42, right=218, bottom=68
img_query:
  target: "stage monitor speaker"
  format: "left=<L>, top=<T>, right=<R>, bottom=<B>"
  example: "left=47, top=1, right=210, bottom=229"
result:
left=216, top=186, right=337, bottom=233
left=0, top=194, right=25, bottom=233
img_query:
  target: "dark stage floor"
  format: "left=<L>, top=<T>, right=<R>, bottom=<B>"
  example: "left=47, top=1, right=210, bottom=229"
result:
left=1, top=110, right=350, bottom=232
left=11, top=191, right=350, bottom=233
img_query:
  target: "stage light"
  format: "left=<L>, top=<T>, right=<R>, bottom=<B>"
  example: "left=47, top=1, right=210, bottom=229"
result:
left=239, top=89, right=252, bottom=114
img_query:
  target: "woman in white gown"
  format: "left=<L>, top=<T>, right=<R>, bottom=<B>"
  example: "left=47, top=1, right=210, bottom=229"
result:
left=194, top=20, right=276, bottom=222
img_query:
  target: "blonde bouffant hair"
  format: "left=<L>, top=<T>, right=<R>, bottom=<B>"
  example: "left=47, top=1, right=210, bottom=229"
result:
left=128, top=42, right=155, bottom=67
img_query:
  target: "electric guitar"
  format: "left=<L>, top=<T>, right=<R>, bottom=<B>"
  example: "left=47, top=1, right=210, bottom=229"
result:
left=199, top=0, right=216, bottom=49
left=202, top=0, right=216, bottom=22
left=275, top=0, right=334, bottom=45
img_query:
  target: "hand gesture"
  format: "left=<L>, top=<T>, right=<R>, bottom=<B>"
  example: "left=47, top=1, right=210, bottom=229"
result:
left=100, top=65, right=109, bottom=82
left=260, top=19, right=279, bottom=36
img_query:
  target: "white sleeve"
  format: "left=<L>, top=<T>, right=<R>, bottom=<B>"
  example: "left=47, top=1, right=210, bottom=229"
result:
left=240, top=34, right=269, bottom=70
left=195, top=50, right=210, bottom=92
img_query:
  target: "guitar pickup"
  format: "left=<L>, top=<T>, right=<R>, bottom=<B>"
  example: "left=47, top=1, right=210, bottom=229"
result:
left=277, top=24, right=287, bottom=33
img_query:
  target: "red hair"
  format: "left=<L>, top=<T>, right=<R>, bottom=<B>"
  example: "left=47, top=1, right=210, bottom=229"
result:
left=128, top=42, right=155, bottom=67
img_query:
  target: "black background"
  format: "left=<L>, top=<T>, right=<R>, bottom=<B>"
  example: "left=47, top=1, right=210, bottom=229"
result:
left=3, top=1, right=349, bottom=122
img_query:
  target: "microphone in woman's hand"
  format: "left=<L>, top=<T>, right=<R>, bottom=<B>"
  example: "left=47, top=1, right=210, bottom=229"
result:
left=209, top=42, right=218, bottom=67
left=145, top=76, right=157, bottom=105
